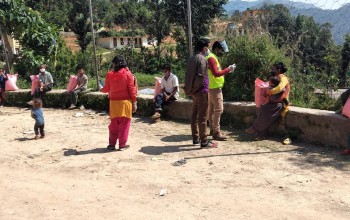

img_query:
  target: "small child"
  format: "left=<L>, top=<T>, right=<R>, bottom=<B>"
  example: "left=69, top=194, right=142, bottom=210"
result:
left=31, top=98, right=45, bottom=140
left=268, top=76, right=289, bottom=105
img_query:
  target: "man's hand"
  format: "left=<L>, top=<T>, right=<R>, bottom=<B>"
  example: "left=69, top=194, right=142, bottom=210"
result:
left=229, top=64, right=236, bottom=73
left=163, top=93, right=169, bottom=101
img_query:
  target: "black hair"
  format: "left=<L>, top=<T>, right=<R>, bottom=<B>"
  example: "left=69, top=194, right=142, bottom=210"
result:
left=76, top=66, right=85, bottom=71
left=162, top=63, right=171, bottom=71
left=273, top=62, right=288, bottom=73
left=212, top=41, right=223, bottom=51
left=112, top=55, right=127, bottom=71
left=195, top=38, right=210, bottom=52
left=268, top=76, right=280, bottom=87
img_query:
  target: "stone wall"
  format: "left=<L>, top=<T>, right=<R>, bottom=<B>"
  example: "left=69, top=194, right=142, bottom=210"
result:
left=5, top=90, right=350, bottom=148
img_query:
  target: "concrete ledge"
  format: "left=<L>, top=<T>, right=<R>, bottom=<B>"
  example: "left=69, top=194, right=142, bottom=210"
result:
left=4, top=89, right=350, bottom=148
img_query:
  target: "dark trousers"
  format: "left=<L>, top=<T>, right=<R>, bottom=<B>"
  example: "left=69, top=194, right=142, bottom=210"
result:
left=69, top=87, right=85, bottom=106
left=34, top=124, right=45, bottom=137
left=155, top=93, right=176, bottom=111
left=34, top=85, right=52, bottom=100
left=191, top=92, right=209, bottom=143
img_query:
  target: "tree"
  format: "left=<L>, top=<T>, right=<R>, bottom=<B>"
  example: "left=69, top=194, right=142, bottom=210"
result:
left=0, top=0, right=58, bottom=71
left=67, top=1, right=91, bottom=52
left=143, top=0, right=171, bottom=61
left=165, top=0, right=228, bottom=56
left=340, top=34, right=350, bottom=87
left=24, top=0, right=72, bottom=29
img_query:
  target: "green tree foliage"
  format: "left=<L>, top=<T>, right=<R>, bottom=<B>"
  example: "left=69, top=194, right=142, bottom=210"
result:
left=222, top=35, right=289, bottom=101
left=263, top=4, right=338, bottom=73
left=164, top=0, right=228, bottom=56
left=340, top=34, right=350, bottom=87
left=67, top=1, right=91, bottom=52
left=143, top=0, right=171, bottom=60
left=24, top=0, right=72, bottom=30
left=0, top=0, right=58, bottom=69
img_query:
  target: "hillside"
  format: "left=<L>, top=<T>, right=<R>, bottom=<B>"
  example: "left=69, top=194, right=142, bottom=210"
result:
left=224, top=0, right=350, bottom=44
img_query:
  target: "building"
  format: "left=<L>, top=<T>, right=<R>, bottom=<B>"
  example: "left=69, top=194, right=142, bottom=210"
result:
left=96, top=27, right=154, bottom=49
left=228, top=9, right=270, bottom=36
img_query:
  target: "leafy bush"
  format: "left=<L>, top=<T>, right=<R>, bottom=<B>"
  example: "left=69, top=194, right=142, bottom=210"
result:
left=222, top=35, right=289, bottom=101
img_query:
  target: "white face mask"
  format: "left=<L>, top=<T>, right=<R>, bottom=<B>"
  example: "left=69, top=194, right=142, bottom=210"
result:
left=40, top=68, right=45, bottom=73
left=203, top=48, right=210, bottom=56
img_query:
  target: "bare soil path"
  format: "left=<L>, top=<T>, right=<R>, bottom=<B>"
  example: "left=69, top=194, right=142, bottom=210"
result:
left=0, top=107, right=349, bottom=220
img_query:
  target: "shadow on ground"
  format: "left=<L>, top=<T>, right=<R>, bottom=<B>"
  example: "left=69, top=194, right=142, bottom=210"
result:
left=63, top=148, right=117, bottom=156
left=15, top=137, right=34, bottom=142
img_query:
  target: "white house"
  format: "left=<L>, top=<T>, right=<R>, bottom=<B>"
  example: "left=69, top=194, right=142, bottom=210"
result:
left=97, top=36, right=150, bottom=49
left=96, top=28, right=154, bottom=49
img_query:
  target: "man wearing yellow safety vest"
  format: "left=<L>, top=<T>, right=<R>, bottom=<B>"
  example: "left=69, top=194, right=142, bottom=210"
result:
left=206, top=41, right=236, bottom=141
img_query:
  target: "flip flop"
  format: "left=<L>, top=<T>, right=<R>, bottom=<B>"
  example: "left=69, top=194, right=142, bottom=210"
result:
left=118, top=145, right=130, bottom=151
left=200, top=140, right=218, bottom=148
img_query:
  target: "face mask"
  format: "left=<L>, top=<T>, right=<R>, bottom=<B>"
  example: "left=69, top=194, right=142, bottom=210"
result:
left=40, top=68, right=45, bottom=73
left=203, top=48, right=210, bottom=56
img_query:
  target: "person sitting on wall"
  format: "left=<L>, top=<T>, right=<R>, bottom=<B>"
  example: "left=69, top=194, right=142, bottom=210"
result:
left=34, top=64, right=54, bottom=100
left=151, top=63, right=179, bottom=122
left=245, top=62, right=291, bottom=140
left=69, top=67, right=88, bottom=110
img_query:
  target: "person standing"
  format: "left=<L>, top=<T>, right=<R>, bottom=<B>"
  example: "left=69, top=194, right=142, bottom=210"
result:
left=206, top=41, right=236, bottom=141
left=184, top=38, right=217, bottom=148
left=151, top=63, right=179, bottom=121
left=0, top=68, right=8, bottom=107
left=31, top=98, right=45, bottom=140
left=34, top=64, right=54, bottom=100
left=69, top=67, right=88, bottom=110
left=101, top=55, right=137, bottom=151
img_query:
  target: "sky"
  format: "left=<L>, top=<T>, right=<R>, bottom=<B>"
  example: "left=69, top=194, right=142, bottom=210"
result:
left=245, top=0, right=350, bottom=10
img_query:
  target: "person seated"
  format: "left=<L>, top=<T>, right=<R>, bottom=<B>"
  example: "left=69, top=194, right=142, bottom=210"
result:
left=151, top=64, right=179, bottom=121
left=69, top=67, right=88, bottom=110
left=267, top=76, right=289, bottom=106
left=0, top=68, right=8, bottom=107
left=245, top=62, right=290, bottom=140
left=34, top=64, right=54, bottom=100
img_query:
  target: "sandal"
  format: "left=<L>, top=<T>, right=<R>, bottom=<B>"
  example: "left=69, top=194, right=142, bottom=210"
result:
left=341, top=149, right=350, bottom=155
left=107, top=145, right=116, bottom=150
left=200, top=140, right=218, bottom=148
left=245, top=127, right=256, bottom=134
left=118, top=145, right=130, bottom=151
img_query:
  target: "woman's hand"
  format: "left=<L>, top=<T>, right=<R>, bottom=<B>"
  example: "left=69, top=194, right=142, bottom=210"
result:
left=132, top=102, right=137, bottom=113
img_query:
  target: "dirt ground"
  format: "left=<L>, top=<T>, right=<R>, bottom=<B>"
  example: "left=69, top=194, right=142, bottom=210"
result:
left=0, top=106, right=349, bottom=220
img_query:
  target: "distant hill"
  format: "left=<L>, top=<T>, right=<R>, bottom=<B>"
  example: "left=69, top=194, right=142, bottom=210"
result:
left=224, top=0, right=350, bottom=44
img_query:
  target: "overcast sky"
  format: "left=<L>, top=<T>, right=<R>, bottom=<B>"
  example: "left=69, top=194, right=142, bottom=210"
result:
left=245, top=0, right=350, bottom=10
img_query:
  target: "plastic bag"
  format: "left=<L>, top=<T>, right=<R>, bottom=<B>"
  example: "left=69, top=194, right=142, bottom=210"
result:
left=255, top=78, right=269, bottom=107
left=5, top=74, right=19, bottom=91
left=154, top=77, right=162, bottom=97
left=66, top=75, right=78, bottom=92
left=342, top=96, right=350, bottom=118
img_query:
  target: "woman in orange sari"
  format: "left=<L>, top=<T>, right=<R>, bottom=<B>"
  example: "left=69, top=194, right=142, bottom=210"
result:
left=101, top=55, right=137, bottom=151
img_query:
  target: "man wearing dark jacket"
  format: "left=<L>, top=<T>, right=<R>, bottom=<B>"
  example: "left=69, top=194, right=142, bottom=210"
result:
left=184, top=39, right=217, bottom=148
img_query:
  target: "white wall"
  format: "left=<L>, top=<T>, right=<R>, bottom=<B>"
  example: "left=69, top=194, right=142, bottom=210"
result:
left=97, top=37, right=113, bottom=49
